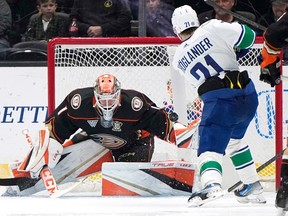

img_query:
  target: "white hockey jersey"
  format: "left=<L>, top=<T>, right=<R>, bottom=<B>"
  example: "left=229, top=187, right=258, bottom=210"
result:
left=172, top=19, right=256, bottom=89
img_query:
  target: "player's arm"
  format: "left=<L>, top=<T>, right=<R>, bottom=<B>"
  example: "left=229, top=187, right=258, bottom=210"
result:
left=138, top=106, right=177, bottom=143
left=134, top=92, right=197, bottom=146
left=260, top=12, right=288, bottom=87
left=45, top=93, right=81, bottom=143
left=139, top=105, right=198, bottom=147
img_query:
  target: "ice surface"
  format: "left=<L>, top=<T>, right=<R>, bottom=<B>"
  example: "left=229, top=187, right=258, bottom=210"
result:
left=0, top=191, right=281, bottom=216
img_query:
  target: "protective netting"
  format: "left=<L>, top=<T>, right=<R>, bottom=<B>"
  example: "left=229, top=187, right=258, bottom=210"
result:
left=55, top=45, right=170, bottom=67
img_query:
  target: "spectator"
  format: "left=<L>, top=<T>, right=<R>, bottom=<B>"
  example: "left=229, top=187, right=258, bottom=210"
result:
left=258, top=0, right=288, bottom=59
left=146, top=0, right=175, bottom=37
left=6, top=0, right=37, bottom=46
left=56, top=0, right=74, bottom=14
left=174, top=0, right=211, bottom=14
left=198, top=0, right=256, bottom=27
left=0, top=0, right=12, bottom=60
left=236, top=0, right=271, bottom=21
left=258, top=0, right=288, bottom=34
left=23, top=0, right=68, bottom=42
left=70, top=0, right=132, bottom=37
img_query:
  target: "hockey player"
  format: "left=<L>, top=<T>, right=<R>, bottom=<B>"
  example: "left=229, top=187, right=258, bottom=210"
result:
left=2, top=74, right=182, bottom=196
left=259, top=5, right=288, bottom=213
left=171, top=5, right=265, bottom=207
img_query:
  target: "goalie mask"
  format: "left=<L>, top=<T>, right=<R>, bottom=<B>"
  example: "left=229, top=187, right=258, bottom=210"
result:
left=171, top=5, right=199, bottom=36
left=94, top=74, right=121, bottom=128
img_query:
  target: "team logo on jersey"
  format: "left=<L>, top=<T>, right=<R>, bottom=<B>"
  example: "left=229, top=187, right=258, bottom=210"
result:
left=112, top=121, right=122, bottom=132
left=104, top=0, right=112, bottom=8
left=87, top=120, right=98, bottom=127
left=90, top=134, right=126, bottom=149
left=131, top=97, right=143, bottom=111
left=71, top=94, right=81, bottom=109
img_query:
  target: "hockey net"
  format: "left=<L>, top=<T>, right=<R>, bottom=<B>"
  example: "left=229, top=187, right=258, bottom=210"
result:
left=47, top=37, right=284, bottom=192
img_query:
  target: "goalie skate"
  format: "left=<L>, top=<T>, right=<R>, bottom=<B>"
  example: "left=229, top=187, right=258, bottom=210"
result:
left=277, top=208, right=287, bottom=216
left=276, top=177, right=288, bottom=214
left=1, top=186, right=20, bottom=196
left=1, top=177, right=39, bottom=196
left=188, top=183, right=224, bottom=207
left=234, top=181, right=266, bottom=204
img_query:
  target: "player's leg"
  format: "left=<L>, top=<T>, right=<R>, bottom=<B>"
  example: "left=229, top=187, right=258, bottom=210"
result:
left=226, top=90, right=265, bottom=204
left=226, top=139, right=266, bottom=204
left=188, top=95, right=233, bottom=207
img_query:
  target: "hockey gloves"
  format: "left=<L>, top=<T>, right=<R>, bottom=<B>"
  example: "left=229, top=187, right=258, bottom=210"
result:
left=259, top=57, right=281, bottom=87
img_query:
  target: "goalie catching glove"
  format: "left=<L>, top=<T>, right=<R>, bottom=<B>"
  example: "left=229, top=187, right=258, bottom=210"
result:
left=17, top=128, right=63, bottom=179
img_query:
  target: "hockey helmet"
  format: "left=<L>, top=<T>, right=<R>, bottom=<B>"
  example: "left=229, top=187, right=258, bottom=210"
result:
left=171, top=5, right=200, bottom=35
left=94, top=74, right=121, bottom=127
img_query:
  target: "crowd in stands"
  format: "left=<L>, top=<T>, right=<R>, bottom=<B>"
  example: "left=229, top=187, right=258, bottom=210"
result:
left=0, top=0, right=287, bottom=61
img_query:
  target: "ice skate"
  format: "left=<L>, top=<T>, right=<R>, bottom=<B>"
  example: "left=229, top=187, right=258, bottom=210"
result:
left=277, top=208, right=287, bottom=216
left=276, top=177, right=288, bottom=215
left=188, top=183, right=224, bottom=207
left=0, top=177, right=39, bottom=197
left=234, top=181, right=266, bottom=204
left=1, top=186, right=20, bottom=196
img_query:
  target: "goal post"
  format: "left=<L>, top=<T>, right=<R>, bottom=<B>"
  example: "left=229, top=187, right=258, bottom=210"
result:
left=47, top=37, right=283, bottom=191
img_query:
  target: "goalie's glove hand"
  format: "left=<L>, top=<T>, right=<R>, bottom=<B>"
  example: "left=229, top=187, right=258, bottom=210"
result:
left=259, top=57, right=281, bottom=87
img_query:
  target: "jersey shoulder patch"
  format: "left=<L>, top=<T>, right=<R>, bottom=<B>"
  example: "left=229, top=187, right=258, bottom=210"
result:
left=68, top=87, right=94, bottom=110
left=71, top=94, right=81, bottom=110
left=131, top=96, right=143, bottom=111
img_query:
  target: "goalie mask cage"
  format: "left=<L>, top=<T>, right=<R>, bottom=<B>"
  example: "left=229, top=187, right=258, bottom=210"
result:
left=48, top=37, right=283, bottom=192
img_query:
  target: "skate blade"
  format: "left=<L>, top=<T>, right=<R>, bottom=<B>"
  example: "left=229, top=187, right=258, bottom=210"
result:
left=188, top=189, right=224, bottom=207
left=237, top=194, right=266, bottom=204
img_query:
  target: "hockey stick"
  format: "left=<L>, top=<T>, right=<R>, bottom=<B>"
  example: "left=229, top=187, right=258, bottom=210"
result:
left=4, top=129, right=74, bottom=198
left=204, top=0, right=266, bottom=31
left=0, top=175, right=86, bottom=198
left=0, top=177, right=32, bottom=186
left=22, top=129, right=64, bottom=197
left=227, top=147, right=287, bottom=192
left=281, top=75, right=288, bottom=82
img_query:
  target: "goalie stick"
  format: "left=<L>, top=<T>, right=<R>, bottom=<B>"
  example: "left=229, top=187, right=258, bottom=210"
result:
left=0, top=175, right=86, bottom=198
left=22, top=129, right=64, bottom=198
left=0, top=129, right=77, bottom=198
left=281, top=75, right=288, bottom=82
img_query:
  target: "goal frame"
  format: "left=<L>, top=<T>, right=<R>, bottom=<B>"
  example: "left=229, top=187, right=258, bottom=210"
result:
left=47, top=37, right=283, bottom=189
